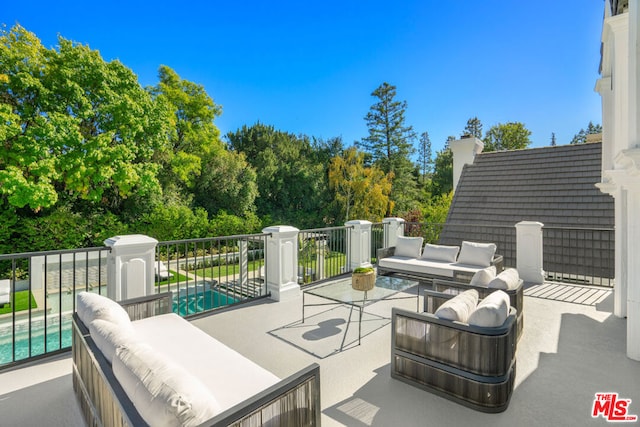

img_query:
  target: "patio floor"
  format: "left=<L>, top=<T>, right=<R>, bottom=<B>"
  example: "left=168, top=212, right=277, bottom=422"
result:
left=0, top=280, right=638, bottom=426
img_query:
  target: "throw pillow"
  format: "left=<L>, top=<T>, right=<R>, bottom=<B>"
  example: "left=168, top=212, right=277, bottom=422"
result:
left=76, top=292, right=132, bottom=330
left=421, top=243, right=460, bottom=263
left=394, top=236, right=424, bottom=258
left=488, top=268, right=521, bottom=290
left=456, top=241, right=497, bottom=267
left=113, top=343, right=221, bottom=427
left=468, top=290, right=511, bottom=327
left=434, top=289, right=479, bottom=323
left=469, top=266, right=497, bottom=287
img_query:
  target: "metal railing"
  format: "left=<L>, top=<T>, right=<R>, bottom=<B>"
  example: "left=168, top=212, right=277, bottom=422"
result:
left=155, top=233, right=270, bottom=316
left=543, top=227, right=614, bottom=287
left=298, top=226, right=351, bottom=287
left=0, top=246, right=110, bottom=368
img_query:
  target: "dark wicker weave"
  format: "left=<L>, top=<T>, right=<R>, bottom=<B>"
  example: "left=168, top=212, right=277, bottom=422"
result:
left=391, top=291, right=517, bottom=413
left=72, top=292, right=321, bottom=426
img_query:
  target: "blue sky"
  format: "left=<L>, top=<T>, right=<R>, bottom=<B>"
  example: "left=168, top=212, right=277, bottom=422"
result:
left=3, top=1, right=604, bottom=154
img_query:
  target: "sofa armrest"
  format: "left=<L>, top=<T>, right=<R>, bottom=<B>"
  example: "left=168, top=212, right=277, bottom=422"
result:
left=206, top=363, right=321, bottom=426
left=491, top=255, right=504, bottom=272
left=119, top=292, right=173, bottom=321
left=377, top=246, right=396, bottom=262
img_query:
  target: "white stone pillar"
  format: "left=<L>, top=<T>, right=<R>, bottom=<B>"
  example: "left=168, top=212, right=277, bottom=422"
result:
left=346, top=220, right=373, bottom=271
left=262, top=226, right=300, bottom=301
left=450, top=136, right=484, bottom=191
left=315, top=238, right=326, bottom=281
left=516, top=221, right=545, bottom=284
left=104, top=235, right=158, bottom=301
left=383, top=217, right=405, bottom=248
left=627, top=184, right=640, bottom=360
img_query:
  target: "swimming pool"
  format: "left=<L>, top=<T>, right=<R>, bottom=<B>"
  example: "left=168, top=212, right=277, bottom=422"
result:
left=0, top=285, right=236, bottom=365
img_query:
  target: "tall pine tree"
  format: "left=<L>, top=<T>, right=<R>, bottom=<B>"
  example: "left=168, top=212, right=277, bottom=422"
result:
left=359, top=82, right=418, bottom=215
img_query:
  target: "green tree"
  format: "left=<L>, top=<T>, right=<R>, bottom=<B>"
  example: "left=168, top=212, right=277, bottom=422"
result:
left=430, top=143, right=453, bottom=197
left=227, top=123, right=328, bottom=227
left=0, top=24, right=170, bottom=213
left=463, top=117, right=483, bottom=139
left=418, top=131, right=433, bottom=184
left=328, top=147, right=393, bottom=222
left=570, top=121, right=602, bottom=144
left=359, top=82, right=418, bottom=215
left=483, top=122, right=532, bottom=152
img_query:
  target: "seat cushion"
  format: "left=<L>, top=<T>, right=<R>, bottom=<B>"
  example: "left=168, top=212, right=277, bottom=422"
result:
left=132, top=313, right=280, bottom=411
left=113, top=342, right=221, bottom=427
left=468, top=290, right=511, bottom=327
left=488, top=268, right=521, bottom=290
left=421, top=244, right=460, bottom=263
left=394, top=236, right=424, bottom=258
left=457, top=241, right=497, bottom=268
left=76, top=292, right=132, bottom=330
left=434, top=289, right=479, bottom=323
left=379, top=257, right=455, bottom=278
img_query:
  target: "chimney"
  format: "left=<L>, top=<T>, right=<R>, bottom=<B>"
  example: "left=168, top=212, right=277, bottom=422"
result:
left=449, top=136, right=484, bottom=191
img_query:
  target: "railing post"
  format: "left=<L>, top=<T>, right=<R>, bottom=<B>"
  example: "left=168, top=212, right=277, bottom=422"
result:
left=346, top=220, right=372, bottom=271
left=383, top=217, right=405, bottom=248
left=104, top=235, right=158, bottom=301
left=263, top=226, right=301, bottom=301
left=516, top=221, right=545, bottom=284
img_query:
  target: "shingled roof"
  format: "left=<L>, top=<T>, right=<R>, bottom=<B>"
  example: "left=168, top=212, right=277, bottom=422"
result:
left=438, top=142, right=614, bottom=277
left=446, top=142, right=613, bottom=228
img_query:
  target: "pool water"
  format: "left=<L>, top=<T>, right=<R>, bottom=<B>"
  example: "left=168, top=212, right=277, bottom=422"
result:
left=0, top=287, right=236, bottom=365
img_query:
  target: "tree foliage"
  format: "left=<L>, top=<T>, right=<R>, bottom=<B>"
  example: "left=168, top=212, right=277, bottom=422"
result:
left=359, top=82, right=418, bottom=215
left=328, top=147, right=393, bottom=222
left=463, top=117, right=483, bottom=139
left=483, top=122, right=532, bottom=152
left=0, top=24, right=169, bottom=213
left=570, top=121, right=602, bottom=144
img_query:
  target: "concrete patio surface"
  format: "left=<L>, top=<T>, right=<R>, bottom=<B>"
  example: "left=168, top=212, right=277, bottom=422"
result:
left=0, top=281, right=638, bottom=426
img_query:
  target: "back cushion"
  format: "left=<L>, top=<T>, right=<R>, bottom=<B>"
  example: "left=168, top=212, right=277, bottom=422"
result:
left=394, top=236, right=424, bottom=258
left=469, top=266, right=497, bottom=287
left=468, top=290, right=511, bottom=327
left=113, top=343, right=221, bottom=427
left=88, top=319, right=136, bottom=364
left=456, top=241, right=497, bottom=268
left=76, top=292, right=132, bottom=330
left=421, top=244, right=460, bottom=263
left=434, top=289, right=479, bottom=323
left=488, top=268, right=521, bottom=290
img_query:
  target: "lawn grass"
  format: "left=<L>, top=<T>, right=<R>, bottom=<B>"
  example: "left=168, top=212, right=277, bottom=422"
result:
left=155, top=270, right=190, bottom=286
left=0, top=290, right=38, bottom=314
left=193, top=260, right=263, bottom=279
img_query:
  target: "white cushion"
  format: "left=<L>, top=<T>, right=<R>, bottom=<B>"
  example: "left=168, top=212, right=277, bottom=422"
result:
left=456, top=241, right=497, bottom=268
left=434, top=289, right=479, bottom=323
left=468, top=290, right=511, bottom=327
left=88, top=319, right=136, bottom=364
left=469, top=266, right=497, bottom=287
left=488, top=268, right=521, bottom=290
left=113, top=342, right=221, bottom=427
left=76, top=292, right=132, bottom=330
left=0, top=279, right=10, bottom=296
left=132, top=313, right=280, bottom=410
left=421, top=244, right=460, bottom=263
left=394, top=236, right=424, bottom=258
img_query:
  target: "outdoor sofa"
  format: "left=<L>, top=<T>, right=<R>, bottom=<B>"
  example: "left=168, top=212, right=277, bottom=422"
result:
left=391, top=288, right=518, bottom=413
left=377, top=237, right=504, bottom=283
left=72, top=291, right=321, bottom=427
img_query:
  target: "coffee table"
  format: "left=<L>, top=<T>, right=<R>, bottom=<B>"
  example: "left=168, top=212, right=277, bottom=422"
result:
left=302, top=275, right=420, bottom=344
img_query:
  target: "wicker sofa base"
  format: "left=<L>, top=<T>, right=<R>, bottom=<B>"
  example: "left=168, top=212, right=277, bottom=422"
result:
left=72, top=293, right=321, bottom=427
left=392, top=353, right=516, bottom=413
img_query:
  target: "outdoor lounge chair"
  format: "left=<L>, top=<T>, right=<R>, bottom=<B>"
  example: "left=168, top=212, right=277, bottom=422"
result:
left=154, top=261, right=172, bottom=280
left=0, top=279, right=10, bottom=307
left=391, top=289, right=518, bottom=413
